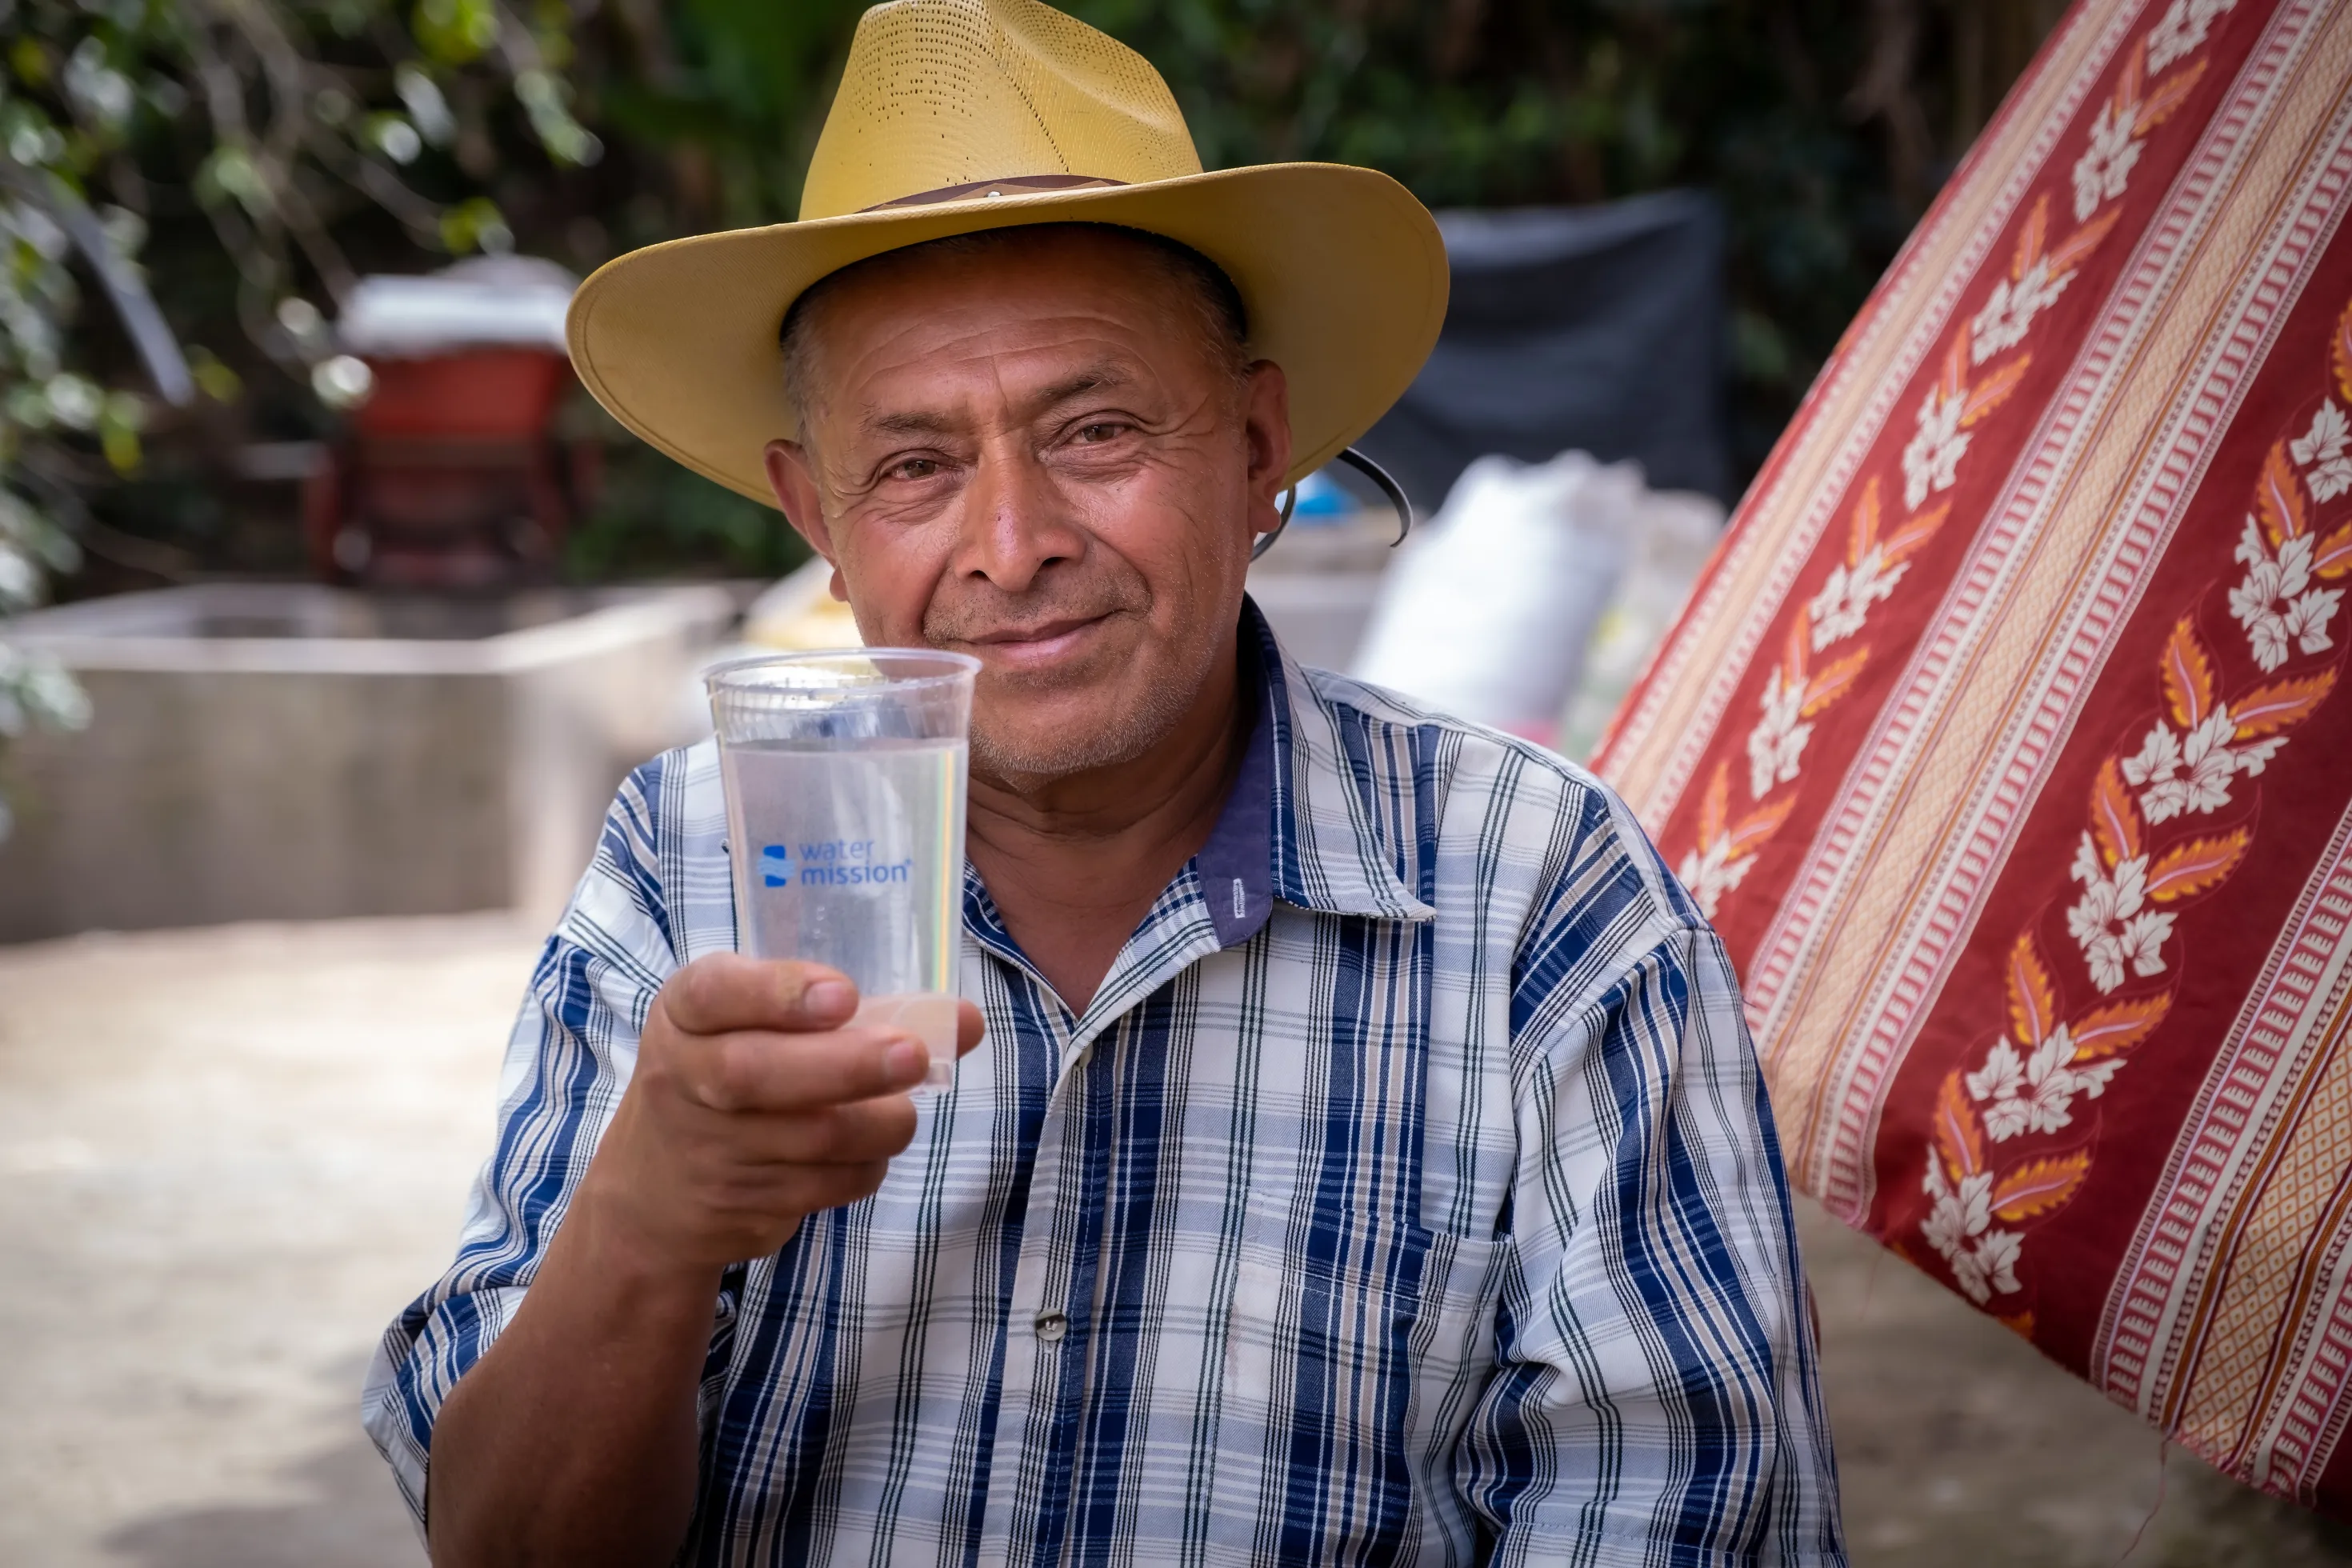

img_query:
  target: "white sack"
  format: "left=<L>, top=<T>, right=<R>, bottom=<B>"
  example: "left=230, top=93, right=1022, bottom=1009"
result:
left=1350, top=450, right=1640, bottom=740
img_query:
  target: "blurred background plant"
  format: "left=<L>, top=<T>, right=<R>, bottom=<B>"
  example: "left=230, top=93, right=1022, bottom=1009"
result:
left=1073, top=0, right=2066, bottom=471
left=0, top=0, right=602, bottom=832
left=0, top=0, right=2069, bottom=829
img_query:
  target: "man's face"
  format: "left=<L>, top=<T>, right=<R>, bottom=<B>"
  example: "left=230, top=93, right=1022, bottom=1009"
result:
left=764, top=230, right=1290, bottom=785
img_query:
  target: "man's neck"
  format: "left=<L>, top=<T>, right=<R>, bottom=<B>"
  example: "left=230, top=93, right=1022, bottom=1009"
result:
left=964, top=640, right=1250, bottom=1014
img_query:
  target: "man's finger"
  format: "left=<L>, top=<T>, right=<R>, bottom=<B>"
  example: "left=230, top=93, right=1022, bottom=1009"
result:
left=662, top=953, right=858, bottom=1038
left=778, top=1160, right=896, bottom=1219
left=728, top=1095, right=923, bottom=1166
left=955, top=999, right=986, bottom=1056
left=691, top=1026, right=928, bottom=1113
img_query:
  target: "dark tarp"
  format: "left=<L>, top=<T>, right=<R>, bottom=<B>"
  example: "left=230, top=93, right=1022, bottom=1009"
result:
left=1354, top=190, right=1730, bottom=514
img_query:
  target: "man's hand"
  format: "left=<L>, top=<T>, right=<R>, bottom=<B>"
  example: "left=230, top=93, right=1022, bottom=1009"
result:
left=576, top=954, right=987, bottom=1273
left=426, top=955, right=981, bottom=1566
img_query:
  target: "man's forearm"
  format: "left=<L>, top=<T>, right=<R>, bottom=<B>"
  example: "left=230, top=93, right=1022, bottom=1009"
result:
left=412, top=955, right=956, bottom=1561
left=424, top=1194, right=725, bottom=1567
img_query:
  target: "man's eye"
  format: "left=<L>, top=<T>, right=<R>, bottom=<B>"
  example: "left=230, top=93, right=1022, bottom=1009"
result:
left=887, top=457, right=940, bottom=480
left=1074, top=422, right=1125, bottom=444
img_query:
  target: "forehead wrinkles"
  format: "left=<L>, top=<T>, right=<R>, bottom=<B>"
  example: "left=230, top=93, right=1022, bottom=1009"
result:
left=782, top=225, right=1249, bottom=455
left=807, top=267, right=1193, bottom=402
left=836, top=322, right=1162, bottom=438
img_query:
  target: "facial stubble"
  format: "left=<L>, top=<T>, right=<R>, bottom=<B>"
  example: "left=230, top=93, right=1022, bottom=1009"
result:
left=942, top=587, right=1226, bottom=784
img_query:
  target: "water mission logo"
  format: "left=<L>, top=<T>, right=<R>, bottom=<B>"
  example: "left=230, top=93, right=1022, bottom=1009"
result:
left=758, top=838, right=913, bottom=889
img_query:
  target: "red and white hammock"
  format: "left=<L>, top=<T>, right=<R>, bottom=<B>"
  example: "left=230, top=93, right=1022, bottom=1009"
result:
left=1597, top=0, right=2352, bottom=1514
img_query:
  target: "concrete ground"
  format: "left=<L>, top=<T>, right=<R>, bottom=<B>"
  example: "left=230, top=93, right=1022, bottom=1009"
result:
left=2, top=917, right=2347, bottom=1566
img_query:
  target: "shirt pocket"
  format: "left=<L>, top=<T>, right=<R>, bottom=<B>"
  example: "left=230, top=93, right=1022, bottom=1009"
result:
left=1222, top=1212, right=1502, bottom=1468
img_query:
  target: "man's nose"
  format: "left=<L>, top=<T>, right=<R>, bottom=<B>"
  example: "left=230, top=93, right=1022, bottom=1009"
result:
left=953, top=442, right=1086, bottom=594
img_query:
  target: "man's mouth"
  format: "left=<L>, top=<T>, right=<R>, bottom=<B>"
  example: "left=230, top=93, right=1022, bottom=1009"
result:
left=962, top=614, right=1110, bottom=666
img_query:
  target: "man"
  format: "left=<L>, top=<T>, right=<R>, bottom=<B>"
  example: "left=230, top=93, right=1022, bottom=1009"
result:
left=366, top=2, right=1846, bottom=1562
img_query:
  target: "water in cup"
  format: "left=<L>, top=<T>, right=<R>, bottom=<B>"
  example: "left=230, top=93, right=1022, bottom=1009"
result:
left=720, top=738, right=965, bottom=1085
left=706, top=650, right=978, bottom=1091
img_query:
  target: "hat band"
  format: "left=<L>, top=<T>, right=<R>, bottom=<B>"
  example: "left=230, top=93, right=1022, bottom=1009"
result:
left=864, top=174, right=1130, bottom=211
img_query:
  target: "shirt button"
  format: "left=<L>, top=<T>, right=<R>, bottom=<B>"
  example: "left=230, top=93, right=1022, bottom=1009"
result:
left=1034, top=1310, right=1069, bottom=1344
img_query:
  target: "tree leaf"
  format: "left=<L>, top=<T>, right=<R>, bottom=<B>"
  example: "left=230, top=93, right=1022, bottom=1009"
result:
left=1960, top=354, right=2031, bottom=427
left=1991, top=1149, right=2092, bottom=1222
left=1801, top=649, right=1870, bottom=718
left=2334, top=298, right=2352, bottom=408
left=1940, top=326, right=1970, bottom=403
left=1696, top=760, right=1730, bottom=850
left=2045, top=206, right=2121, bottom=278
left=2144, top=830, right=2251, bottom=903
left=1726, top=792, right=1798, bottom=859
left=1934, top=1072, right=1987, bottom=1183
left=2113, top=41, right=2146, bottom=116
left=2011, top=194, right=2049, bottom=280
left=2231, top=670, right=2336, bottom=738
left=2006, top=932, right=2058, bottom=1047
left=2134, top=58, right=2206, bottom=134
left=1846, top=475, right=1882, bottom=566
left=2090, top=756, right=2144, bottom=868
left=2256, top=439, right=2310, bottom=546
left=1782, top=606, right=1812, bottom=685
left=1882, top=501, right=1950, bottom=566
left=2312, top=522, right=2352, bottom=581
left=2161, top=615, right=2215, bottom=730
left=2069, top=993, right=2171, bottom=1060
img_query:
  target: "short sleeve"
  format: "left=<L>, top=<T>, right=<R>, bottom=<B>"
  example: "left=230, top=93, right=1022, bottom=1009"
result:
left=1457, top=865, right=1846, bottom=1562
left=359, top=755, right=729, bottom=1522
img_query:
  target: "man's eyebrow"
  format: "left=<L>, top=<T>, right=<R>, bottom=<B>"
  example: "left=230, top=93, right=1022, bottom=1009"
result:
left=861, top=408, right=958, bottom=438
left=1032, top=366, right=1134, bottom=409
left=853, top=365, right=1139, bottom=438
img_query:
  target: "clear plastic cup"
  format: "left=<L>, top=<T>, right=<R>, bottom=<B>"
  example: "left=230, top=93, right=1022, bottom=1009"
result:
left=705, top=649, right=978, bottom=1090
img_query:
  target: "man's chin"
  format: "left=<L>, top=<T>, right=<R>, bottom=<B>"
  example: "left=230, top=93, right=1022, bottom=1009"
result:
left=970, top=683, right=1182, bottom=784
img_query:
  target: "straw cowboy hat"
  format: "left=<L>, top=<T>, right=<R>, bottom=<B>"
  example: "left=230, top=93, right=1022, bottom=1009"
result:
left=565, top=0, right=1449, bottom=507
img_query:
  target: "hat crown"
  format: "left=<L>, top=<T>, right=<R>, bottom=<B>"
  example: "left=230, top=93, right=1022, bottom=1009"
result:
left=800, top=0, right=1203, bottom=222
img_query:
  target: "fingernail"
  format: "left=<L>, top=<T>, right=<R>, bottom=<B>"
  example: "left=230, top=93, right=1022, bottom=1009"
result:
left=886, top=1036, right=927, bottom=1083
left=806, top=980, right=855, bottom=1018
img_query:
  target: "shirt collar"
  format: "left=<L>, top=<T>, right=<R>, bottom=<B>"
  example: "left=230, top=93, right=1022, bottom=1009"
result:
left=1245, top=598, right=1438, bottom=929
left=1194, top=620, right=1276, bottom=948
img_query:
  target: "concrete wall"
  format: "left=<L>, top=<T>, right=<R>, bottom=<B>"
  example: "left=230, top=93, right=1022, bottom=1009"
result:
left=0, top=585, right=731, bottom=942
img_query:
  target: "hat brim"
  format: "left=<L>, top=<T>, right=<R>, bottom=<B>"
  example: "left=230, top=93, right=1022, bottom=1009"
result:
left=565, top=163, right=1448, bottom=506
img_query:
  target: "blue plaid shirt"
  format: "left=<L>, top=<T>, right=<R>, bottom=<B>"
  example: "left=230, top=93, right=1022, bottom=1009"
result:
left=366, top=606, right=1845, bottom=1565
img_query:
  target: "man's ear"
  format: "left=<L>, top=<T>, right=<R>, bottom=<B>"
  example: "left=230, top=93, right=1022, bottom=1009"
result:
left=764, top=438, right=836, bottom=563
left=1242, top=361, right=1294, bottom=541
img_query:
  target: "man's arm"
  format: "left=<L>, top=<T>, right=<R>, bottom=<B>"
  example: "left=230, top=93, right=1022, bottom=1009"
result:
left=424, top=955, right=978, bottom=1566
left=1458, top=923, right=1846, bottom=1566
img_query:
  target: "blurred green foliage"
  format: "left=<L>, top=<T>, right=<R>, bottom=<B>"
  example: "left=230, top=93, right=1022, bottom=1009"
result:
left=0, top=0, right=606, bottom=826
left=15, top=0, right=2062, bottom=604
left=1065, top=0, right=2063, bottom=472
